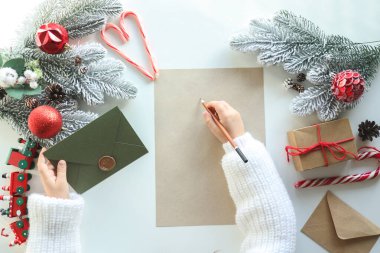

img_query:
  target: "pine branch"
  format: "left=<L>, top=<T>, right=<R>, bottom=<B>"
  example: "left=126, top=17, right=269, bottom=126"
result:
left=22, top=43, right=137, bottom=105
left=70, top=75, right=105, bottom=105
left=23, top=0, right=123, bottom=47
left=64, top=15, right=106, bottom=39
left=87, top=59, right=137, bottom=100
left=0, top=94, right=97, bottom=147
left=316, top=93, right=343, bottom=122
left=87, top=58, right=124, bottom=82
left=92, top=78, right=137, bottom=100
left=231, top=14, right=326, bottom=71
left=306, top=63, right=332, bottom=84
left=231, top=10, right=380, bottom=120
left=290, top=85, right=335, bottom=117
left=273, top=10, right=326, bottom=44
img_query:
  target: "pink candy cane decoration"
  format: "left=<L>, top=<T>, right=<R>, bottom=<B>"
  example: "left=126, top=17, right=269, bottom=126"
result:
left=100, top=11, right=158, bottom=81
left=294, top=147, right=380, bottom=189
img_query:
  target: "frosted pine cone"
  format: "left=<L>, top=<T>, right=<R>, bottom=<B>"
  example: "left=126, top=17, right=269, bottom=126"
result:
left=331, top=70, right=365, bottom=103
left=283, top=78, right=294, bottom=89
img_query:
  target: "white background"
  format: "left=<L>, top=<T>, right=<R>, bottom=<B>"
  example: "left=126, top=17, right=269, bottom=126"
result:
left=1, top=0, right=380, bottom=252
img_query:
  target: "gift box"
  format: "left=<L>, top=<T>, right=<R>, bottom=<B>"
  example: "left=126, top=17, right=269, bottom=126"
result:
left=286, top=118, right=357, bottom=171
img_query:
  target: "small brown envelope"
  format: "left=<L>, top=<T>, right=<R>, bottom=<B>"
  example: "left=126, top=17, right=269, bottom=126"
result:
left=302, top=191, right=380, bottom=253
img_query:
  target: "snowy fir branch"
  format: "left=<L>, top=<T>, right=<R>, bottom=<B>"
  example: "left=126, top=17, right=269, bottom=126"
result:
left=0, top=0, right=138, bottom=146
left=23, top=0, right=122, bottom=46
left=21, top=43, right=137, bottom=105
left=231, top=10, right=380, bottom=121
left=0, top=93, right=97, bottom=147
left=289, top=85, right=343, bottom=122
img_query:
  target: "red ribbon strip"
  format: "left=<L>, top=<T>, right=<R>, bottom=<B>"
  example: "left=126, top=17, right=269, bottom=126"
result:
left=285, top=124, right=357, bottom=166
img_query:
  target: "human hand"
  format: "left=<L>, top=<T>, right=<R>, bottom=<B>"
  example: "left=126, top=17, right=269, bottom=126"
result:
left=202, top=101, right=245, bottom=143
left=37, top=148, right=69, bottom=199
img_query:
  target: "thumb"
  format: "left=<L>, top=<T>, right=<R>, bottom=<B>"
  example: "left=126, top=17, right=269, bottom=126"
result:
left=56, top=160, right=67, bottom=182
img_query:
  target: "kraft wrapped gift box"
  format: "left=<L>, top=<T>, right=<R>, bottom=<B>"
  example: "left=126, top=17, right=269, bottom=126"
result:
left=287, top=118, right=357, bottom=171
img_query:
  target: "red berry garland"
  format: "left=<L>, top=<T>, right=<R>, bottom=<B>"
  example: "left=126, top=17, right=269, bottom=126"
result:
left=35, top=23, right=69, bottom=54
left=27, top=105, right=62, bottom=139
left=331, top=70, right=365, bottom=103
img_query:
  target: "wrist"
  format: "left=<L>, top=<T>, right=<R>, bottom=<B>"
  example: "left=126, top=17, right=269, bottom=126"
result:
left=222, top=132, right=253, bottom=154
left=28, top=193, right=84, bottom=227
left=46, top=191, right=70, bottom=199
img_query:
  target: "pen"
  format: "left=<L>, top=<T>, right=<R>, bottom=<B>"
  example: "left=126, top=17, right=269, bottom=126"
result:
left=200, top=99, right=248, bottom=163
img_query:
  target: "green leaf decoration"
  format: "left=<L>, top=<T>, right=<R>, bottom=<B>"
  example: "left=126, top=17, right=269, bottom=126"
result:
left=0, top=55, right=3, bottom=67
left=3, top=58, right=25, bottom=76
left=6, top=86, right=42, bottom=99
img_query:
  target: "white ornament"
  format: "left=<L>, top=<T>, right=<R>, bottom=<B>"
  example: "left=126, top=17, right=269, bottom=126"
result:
left=30, top=72, right=38, bottom=80
left=17, top=76, right=26, bottom=85
left=29, top=81, right=39, bottom=89
left=24, top=70, right=38, bottom=81
left=24, top=70, right=34, bottom=79
left=0, top=67, right=18, bottom=88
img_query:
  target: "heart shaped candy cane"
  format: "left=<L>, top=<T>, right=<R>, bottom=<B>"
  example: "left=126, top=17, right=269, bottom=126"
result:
left=100, top=11, right=158, bottom=81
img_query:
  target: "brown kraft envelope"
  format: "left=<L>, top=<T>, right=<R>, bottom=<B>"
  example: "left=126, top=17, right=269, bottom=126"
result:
left=155, top=68, right=265, bottom=227
left=287, top=118, right=357, bottom=171
left=302, top=191, right=380, bottom=253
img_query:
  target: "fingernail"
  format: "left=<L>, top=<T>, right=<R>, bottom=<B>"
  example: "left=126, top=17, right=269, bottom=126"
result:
left=58, top=160, right=65, bottom=165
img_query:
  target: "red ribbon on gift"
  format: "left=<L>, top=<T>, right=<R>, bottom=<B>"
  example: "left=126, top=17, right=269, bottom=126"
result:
left=285, top=124, right=357, bottom=166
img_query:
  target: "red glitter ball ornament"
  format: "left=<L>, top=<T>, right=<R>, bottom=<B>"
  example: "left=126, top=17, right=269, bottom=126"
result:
left=331, top=70, right=365, bottom=103
left=35, top=23, right=69, bottom=54
left=28, top=105, right=63, bottom=139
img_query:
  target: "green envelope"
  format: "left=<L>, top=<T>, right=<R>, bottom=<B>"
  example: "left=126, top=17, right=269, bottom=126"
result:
left=44, top=107, right=148, bottom=193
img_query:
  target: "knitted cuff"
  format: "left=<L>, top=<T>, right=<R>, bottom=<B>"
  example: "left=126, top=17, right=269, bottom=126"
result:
left=222, top=132, right=258, bottom=154
left=26, top=193, right=84, bottom=253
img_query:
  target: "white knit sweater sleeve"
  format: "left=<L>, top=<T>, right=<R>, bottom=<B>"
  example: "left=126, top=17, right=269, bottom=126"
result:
left=222, top=133, right=296, bottom=253
left=25, top=193, right=84, bottom=253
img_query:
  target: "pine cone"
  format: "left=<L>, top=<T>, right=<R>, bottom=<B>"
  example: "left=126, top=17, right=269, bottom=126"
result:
left=25, top=97, right=40, bottom=109
left=78, top=66, right=88, bottom=75
left=0, top=87, right=7, bottom=100
left=293, top=83, right=305, bottom=93
left=283, top=78, right=294, bottom=88
left=296, top=73, right=306, bottom=82
left=358, top=120, right=380, bottom=141
left=45, top=84, right=66, bottom=103
left=74, top=56, right=82, bottom=66
left=283, top=78, right=304, bottom=93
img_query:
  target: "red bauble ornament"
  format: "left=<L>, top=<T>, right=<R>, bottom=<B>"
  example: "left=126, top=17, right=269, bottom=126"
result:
left=28, top=105, right=63, bottom=139
left=35, top=23, right=69, bottom=54
left=331, top=69, right=365, bottom=103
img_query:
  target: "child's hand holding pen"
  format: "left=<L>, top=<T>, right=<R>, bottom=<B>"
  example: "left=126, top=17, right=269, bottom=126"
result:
left=202, top=100, right=248, bottom=163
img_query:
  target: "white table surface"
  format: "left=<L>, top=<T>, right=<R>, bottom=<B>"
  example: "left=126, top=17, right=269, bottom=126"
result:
left=1, top=0, right=380, bottom=252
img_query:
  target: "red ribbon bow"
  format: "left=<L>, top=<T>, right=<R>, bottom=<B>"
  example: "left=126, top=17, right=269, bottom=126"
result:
left=285, top=124, right=357, bottom=166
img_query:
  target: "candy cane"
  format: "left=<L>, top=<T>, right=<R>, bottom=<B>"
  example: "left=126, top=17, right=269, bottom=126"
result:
left=0, top=195, right=11, bottom=201
left=1, top=186, right=9, bottom=191
left=294, top=147, right=380, bottom=189
left=1, top=228, right=9, bottom=237
left=295, top=167, right=380, bottom=189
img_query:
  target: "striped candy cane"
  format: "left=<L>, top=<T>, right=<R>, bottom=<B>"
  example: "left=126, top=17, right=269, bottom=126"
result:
left=294, top=147, right=380, bottom=189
